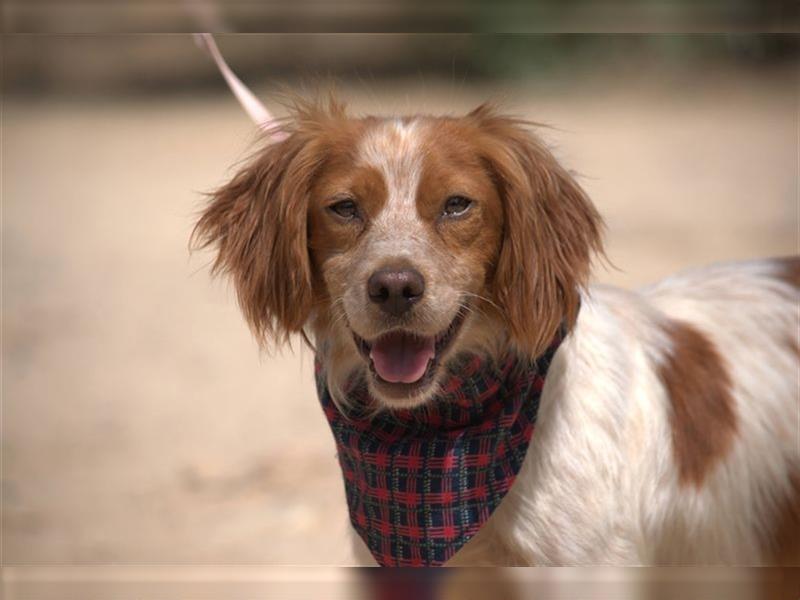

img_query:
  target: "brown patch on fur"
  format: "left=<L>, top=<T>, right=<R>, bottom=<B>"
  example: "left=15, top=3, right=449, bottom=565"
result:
left=465, top=105, right=604, bottom=358
left=772, top=258, right=800, bottom=563
left=768, top=468, right=800, bottom=565
left=308, top=162, right=387, bottom=267
left=191, top=96, right=365, bottom=346
left=775, top=256, right=800, bottom=289
left=785, top=335, right=800, bottom=361
left=774, top=257, right=800, bottom=424
left=659, top=320, right=738, bottom=488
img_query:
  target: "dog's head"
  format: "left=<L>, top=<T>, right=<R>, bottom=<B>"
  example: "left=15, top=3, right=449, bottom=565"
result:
left=193, top=99, right=603, bottom=409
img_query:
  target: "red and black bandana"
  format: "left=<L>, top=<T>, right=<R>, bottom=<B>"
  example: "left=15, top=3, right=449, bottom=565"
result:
left=314, top=334, right=563, bottom=567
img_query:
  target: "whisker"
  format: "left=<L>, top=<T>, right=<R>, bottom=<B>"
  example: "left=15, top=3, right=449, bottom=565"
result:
left=328, top=297, right=351, bottom=329
left=461, top=305, right=490, bottom=325
left=460, top=290, right=502, bottom=313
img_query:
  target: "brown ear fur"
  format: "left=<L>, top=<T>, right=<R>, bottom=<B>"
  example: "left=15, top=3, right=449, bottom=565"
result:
left=191, top=99, right=345, bottom=346
left=470, top=105, right=604, bottom=357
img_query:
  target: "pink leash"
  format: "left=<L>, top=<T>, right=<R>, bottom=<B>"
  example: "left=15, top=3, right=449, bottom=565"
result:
left=193, top=33, right=288, bottom=141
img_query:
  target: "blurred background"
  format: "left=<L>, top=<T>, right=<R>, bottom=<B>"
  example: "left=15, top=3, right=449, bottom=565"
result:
left=2, top=14, right=798, bottom=586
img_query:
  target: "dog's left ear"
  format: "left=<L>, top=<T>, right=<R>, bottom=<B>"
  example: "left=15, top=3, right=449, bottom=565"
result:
left=471, top=106, right=604, bottom=358
left=191, top=130, right=322, bottom=347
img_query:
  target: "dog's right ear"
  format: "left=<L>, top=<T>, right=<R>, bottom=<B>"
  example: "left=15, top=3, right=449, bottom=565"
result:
left=470, top=105, right=604, bottom=358
left=192, top=132, right=321, bottom=346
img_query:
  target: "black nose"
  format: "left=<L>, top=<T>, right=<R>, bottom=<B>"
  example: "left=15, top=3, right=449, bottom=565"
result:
left=367, top=268, right=425, bottom=317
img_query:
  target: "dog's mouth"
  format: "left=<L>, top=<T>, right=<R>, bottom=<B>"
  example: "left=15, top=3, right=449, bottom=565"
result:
left=352, top=308, right=467, bottom=397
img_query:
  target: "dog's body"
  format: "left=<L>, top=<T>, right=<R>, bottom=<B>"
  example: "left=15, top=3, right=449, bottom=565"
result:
left=448, top=258, right=800, bottom=565
left=195, top=102, right=799, bottom=565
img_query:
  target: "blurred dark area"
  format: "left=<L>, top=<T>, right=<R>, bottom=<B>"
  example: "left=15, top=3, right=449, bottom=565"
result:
left=2, top=566, right=798, bottom=599
left=2, top=0, right=798, bottom=96
left=3, top=33, right=798, bottom=96
left=2, top=0, right=799, bottom=34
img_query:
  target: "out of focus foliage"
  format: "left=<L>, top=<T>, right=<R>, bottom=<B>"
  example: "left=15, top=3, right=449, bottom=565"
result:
left=465, top=35, right=798, bottom=79
left=2, top=0, right=796, bottom=94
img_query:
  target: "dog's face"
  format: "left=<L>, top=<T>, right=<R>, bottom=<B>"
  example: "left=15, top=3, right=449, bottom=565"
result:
left=308, top=116, right=506, bottom=406
left=194, top=101, right=602, bottom=409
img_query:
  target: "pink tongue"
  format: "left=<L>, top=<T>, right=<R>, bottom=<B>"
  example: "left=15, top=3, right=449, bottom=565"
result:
left=370, top=332, right=435, bottom=384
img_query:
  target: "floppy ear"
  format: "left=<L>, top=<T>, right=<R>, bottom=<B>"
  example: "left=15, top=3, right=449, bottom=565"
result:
left=471, top=106, right=604, bottom=358
left=192, top=132, right=323, bottom=346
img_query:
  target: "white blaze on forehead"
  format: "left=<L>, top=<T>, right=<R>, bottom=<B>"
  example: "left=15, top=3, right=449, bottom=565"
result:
left=357, top=118, right=427, bottom=256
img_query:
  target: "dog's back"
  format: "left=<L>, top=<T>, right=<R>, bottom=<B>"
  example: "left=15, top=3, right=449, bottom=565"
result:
left=641, top=257, right=799, bottom=563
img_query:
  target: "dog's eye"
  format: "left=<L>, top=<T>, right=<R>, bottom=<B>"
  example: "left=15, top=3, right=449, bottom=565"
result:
left=442, top=195, right=472, bottom=217
left=328, top=199, right=359, bottom=220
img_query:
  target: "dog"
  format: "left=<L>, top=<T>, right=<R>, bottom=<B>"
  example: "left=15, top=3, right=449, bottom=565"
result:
left=193, top=97, right=799, bottom=565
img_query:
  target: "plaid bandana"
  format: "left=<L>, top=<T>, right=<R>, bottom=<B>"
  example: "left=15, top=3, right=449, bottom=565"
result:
left=314, top=334, right=563, bottom=567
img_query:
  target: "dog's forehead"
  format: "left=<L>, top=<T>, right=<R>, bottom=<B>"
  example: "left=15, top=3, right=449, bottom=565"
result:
left=348, top=118, right=431, bottom=255
left=353, top=118, right=425, bottom=222
left=356, top=118, right=426, bottom=185
left=352, top=116, right=481, bottom=188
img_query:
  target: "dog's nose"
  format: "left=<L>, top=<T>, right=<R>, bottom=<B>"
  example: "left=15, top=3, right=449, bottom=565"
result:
left=367, top=268, right=425, bottom=316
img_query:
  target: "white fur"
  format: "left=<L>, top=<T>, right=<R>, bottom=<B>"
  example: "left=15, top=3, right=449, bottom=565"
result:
left=357, top=118, right=427, bottom=261
left=444, top=259, right=799, bottom=565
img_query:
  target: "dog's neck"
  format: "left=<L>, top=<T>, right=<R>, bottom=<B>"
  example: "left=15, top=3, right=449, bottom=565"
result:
left=313, top=331, right=565, bottom=566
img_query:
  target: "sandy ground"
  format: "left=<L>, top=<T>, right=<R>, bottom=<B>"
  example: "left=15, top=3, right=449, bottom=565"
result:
left=2, top=71, right=797, bottom=567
